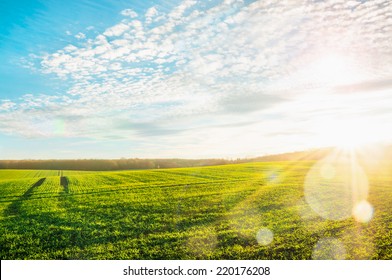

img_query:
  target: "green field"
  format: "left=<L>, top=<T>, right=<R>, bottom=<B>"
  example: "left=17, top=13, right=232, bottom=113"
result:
left=0, top=160, right=391, bottom=259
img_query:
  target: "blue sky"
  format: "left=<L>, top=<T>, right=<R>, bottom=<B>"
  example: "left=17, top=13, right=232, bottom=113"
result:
left=1, top=0, right=392, bottom=159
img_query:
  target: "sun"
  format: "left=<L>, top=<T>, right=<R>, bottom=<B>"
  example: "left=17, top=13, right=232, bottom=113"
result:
left=309, top=53, right=359, bottom=87
left=292, top=52, right=362, bottom=92
left=302, top=53, right=388, bottom=150
left=330, top=121, right=368, bottom=149
left=315, top=118, right=385, bottom=150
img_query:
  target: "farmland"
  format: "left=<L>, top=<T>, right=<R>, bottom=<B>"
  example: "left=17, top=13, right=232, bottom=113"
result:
left=0, top=156, right=391, bottom=260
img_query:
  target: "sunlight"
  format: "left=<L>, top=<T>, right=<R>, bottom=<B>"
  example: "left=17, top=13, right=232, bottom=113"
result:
left=256, top=228, right=274, bottom=246
left=312, top=238, right=347, bottom=260
left=304, top=150, right=369, bottom=221
left=316, top=118, right=385, bottom=150
left=333, top=121, right=373, bottom=150
left=352, top=200, right=374, bottom=223
left=310, top=53, right=358, bottom=87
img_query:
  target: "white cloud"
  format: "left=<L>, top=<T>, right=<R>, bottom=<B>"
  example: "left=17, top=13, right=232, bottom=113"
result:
left=75, top=32, right=86, bottom=39
left=0, top=100, right=16, bottom=111
left=121, top=8, right=138, bottom=18
left=146, top=6, right=158, bottom=19
left=103, top=23, right=130, bottom=37
left=168, top=0, right=197, bottom=20
left=2, top=0, right=392, bottom=157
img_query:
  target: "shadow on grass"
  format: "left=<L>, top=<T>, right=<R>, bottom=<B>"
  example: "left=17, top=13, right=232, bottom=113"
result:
left=4, top=178, right=46, bottom=216
left=0, top=177, right=355, bottom=260
left=60, top=176, right=69, bottom=194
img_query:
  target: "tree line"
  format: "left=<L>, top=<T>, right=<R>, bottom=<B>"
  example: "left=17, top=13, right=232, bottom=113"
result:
left=0, top=149, right=327, bottom=171
left=1, top=146, right=386, bottom=171
left=0, top=158, right=232, bottom=171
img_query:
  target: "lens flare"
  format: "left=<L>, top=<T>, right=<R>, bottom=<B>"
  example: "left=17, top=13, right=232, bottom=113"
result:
left=264, top=168, right=282, bottom=184
left=54, top=119, right=66, bottom=136
left=295, top=198, right=320, bottom=231
left=312, top=238, right=346, bottom=260
left=187, top=228, right=217, bottom=258
left=352, top=200, right=374, bottom=223
left=256, top=228, right=274, bottom=246
left=340, top=226, right=375, bottom=259
left=304, top=151, right=369, bottom=220
left=320, top=163, right=336, bottom=180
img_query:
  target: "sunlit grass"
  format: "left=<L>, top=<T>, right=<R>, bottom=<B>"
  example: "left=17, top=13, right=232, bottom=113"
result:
left=0, top=156, right=391, bottom=259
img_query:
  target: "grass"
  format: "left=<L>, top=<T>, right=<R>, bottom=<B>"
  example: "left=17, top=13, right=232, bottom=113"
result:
left=0, top=160, right=391, bottom=259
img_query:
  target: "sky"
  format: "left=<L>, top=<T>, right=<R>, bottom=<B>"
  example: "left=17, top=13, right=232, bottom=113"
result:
left=0, top=0, right=392, bottom=159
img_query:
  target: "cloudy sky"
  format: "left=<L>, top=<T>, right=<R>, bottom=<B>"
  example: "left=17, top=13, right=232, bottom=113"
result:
left=0, top=0, right=391, bottom=159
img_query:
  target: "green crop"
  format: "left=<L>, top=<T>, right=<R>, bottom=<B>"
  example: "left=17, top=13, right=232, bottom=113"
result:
left=0, top=161, right=391, bottom=259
